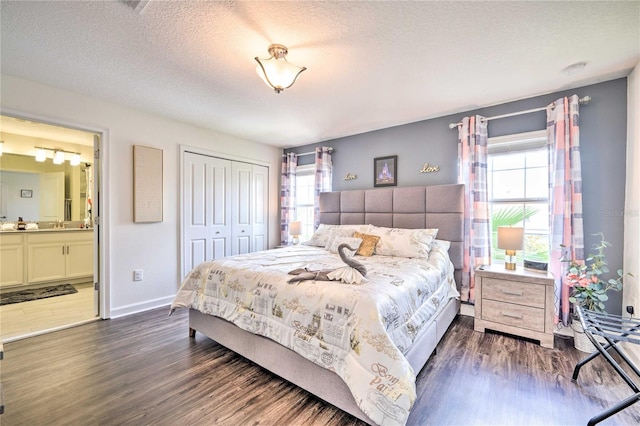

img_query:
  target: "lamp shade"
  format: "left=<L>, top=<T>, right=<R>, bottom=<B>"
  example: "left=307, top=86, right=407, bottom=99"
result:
left=289, top=220, right=302, bottom=236
left=497, top=227, right=524, bottom=251
left=255, top=44, right=306, bottom=93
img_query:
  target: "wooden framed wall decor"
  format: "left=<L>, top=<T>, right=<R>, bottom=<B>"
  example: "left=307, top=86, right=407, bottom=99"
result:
left=133, top=145, right=163, bottom=223
left=374, top=155, right=397, bottom=187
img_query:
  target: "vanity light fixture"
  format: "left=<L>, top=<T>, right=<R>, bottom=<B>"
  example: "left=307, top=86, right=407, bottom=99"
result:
left=255, top=44, right=306, bottom=93
left=53, top=150, right=65, bottom=164
left=35, top=148, right=47, bottom=162
left=70, top=153, right=81, bottom=166
left=34, top=146, right=82, bottom=165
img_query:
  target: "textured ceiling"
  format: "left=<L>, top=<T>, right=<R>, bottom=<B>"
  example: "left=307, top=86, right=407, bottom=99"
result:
left=1, top=1, right=639, bottom=148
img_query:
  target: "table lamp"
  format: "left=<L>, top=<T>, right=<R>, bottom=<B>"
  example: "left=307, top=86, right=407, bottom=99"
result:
left=289, top=220, right=302, bottom=245
left=498, top=226, right=524, bottom=270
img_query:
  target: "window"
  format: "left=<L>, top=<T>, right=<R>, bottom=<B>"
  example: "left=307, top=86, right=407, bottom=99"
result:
left=294, top=165, right=315, bottom=241
left=488, top=131, right=549, bottom=263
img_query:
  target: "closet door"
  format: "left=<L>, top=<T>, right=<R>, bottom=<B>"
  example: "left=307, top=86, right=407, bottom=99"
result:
left=231, top=162, right=253, bottom=254
left=252, top=164, right=268, bottom=252
left=183, top=152, right=232, bottom=278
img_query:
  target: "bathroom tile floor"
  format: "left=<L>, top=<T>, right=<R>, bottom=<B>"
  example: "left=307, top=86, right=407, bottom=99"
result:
left=0, top=282, right=97, bottom=342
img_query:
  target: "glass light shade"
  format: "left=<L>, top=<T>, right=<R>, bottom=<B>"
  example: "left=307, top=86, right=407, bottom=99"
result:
left=35, top=148, right=47, bottom=162
left=53, top=150, right=65, bottom=164
left=255, top=44, right=306, bottom=93
left=70, top=153, right=81, bottom=166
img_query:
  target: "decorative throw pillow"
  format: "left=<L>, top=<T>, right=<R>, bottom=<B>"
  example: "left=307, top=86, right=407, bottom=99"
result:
left=325, top=236, right=363, bottom=257
left=369, top=226, right=439, bottom=258
left=304, top=224, right=371, bottom=247
left=352, top=232, right=380, bottom=257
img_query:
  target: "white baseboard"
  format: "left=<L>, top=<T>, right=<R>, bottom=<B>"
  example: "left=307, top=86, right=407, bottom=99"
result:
left=109, top=295, right=174, bottom=319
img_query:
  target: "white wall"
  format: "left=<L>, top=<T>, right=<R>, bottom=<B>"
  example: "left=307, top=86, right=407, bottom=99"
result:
left=0, top=74, right=282, bottom=318
left=624, top=64, right=639, bottom=364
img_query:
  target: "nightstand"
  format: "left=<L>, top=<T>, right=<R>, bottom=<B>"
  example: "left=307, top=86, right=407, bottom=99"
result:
left=474, top=264, right=555, bottom=348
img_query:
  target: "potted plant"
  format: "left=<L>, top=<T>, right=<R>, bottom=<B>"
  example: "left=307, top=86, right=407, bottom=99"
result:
left=562, top=233, right=627, bottom=352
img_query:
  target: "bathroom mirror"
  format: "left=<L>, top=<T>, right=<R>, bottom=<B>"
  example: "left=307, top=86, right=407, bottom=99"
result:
left=0, top=153, right=93, bottom=223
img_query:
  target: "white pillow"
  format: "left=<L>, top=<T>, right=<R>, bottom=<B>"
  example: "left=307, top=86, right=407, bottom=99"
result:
left=432, top=239, right=451, bottom=252
left=304, top=224, right=371, bottom=247
left=325, top=236, right=363, bottom=257
left=369, top=226, right=438, bottom=258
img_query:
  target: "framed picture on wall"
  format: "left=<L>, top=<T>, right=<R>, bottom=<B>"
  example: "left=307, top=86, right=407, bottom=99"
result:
left=374, top=155, right=397, bottom=187
left=20, top=189, right=33, bottom=198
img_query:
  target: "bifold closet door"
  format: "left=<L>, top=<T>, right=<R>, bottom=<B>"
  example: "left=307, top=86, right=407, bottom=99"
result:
left=251, top=164, right=268, bottom=252
left=231, top=163, right=269, bottom=254
left=183, top=152, right=232, bottom=278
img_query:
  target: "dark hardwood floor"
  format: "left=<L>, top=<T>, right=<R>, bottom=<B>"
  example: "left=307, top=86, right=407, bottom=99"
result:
left=2, top=307, right=639, bottom=425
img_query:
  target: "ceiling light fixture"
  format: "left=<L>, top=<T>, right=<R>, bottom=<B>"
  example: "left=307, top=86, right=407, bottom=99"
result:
left=255, top=44, right=306, bottom=93
left=563, top=61, right=587, bottom=76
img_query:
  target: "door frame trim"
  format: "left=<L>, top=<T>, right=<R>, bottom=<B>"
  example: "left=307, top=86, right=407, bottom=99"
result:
left=0, top=107, right=111, bottom=318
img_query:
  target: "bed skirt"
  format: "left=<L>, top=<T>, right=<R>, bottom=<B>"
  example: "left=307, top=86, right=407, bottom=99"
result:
left=189, top=296, right=460, bottom=425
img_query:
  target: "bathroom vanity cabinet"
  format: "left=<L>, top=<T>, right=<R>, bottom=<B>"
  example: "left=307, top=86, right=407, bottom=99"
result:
left=0, top=230, right=93, bottom=289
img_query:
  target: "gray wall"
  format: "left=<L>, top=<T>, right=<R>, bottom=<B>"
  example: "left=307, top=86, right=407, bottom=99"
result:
left=286, top=78, right=628, bottom=313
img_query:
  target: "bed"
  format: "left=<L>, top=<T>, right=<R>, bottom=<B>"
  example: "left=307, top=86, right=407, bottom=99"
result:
left=172, top=184, right=464, bottom=425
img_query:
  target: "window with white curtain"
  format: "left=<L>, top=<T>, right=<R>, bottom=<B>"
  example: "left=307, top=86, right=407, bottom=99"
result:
left=294, top=164, right=315, bottom=241
left=488, top=130, right=550, bottom=263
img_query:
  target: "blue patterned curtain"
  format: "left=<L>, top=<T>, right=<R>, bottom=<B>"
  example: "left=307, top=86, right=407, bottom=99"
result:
left=457, top=116, right=491, bottom=302
left=547, top=95, right=584, bottom=326
left=280, top=152, right=298, bottom=245
left=313, top=147, right=332, bottom=229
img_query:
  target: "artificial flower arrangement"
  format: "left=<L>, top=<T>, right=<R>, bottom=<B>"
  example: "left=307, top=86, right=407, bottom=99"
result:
left=563, top=233, right=625, bottom=313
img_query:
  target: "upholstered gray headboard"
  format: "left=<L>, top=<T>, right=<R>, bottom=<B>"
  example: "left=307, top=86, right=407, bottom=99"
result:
left=318, top=184, right=464, bottom=288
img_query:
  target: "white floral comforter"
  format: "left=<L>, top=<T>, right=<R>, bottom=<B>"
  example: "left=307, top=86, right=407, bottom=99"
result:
left=171, top=244, right=458, bottom=426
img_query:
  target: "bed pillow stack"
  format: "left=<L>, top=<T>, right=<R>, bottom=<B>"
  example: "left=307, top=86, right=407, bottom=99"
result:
left=307, top=224, right=440, bottom=259
left=367, top=226, right=439, bottom=258
left=304, top=224, right=372, bottom=247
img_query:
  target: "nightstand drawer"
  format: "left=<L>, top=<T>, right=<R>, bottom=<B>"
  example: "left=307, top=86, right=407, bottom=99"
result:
left=481, top=299, right=545, bottom=332
left=482, top=278, right=545, bottom=309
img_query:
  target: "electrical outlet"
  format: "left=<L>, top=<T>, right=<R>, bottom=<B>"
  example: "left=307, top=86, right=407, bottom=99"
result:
left=133, top=269, right=143, bottom=282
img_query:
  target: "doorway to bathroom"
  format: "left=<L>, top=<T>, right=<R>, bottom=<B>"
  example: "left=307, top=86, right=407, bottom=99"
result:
left=0, top=115, right=101, bottom=341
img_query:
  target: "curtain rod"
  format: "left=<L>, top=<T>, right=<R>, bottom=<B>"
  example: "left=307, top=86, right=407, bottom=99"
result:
left=293, top=147, right=333, bottom=157
left=448, top=95, right=592, bottom=129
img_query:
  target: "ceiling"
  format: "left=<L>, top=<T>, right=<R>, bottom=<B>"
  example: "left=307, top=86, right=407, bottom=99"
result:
left=1, top=1, right=638, bottom=148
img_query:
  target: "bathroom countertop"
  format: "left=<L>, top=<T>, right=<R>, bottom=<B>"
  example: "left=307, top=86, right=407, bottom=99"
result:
left=0, top=228, right=94, bottom=233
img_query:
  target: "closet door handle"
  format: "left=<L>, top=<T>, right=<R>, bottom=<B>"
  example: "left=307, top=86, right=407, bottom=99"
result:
left=62, top=246, right=65, bottom=255
left=67, top=245, right=70, bottom=255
